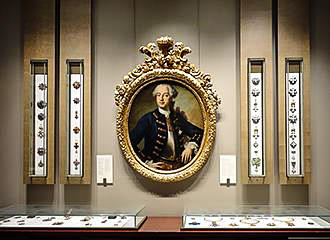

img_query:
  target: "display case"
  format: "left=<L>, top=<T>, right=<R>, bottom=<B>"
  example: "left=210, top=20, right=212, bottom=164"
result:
left=0, top=205, right=146, bottom=229
left=182, top=205, right=330, bottom=230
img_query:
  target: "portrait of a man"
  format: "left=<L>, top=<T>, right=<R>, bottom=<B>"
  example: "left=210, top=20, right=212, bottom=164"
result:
left=129, top=83, right=203, bottom=171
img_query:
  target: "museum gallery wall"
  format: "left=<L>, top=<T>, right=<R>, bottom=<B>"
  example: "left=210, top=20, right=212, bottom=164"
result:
left=0, top=0, right=330, bottom=215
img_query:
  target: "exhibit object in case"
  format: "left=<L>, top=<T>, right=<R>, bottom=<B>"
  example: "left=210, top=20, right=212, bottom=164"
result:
left=182, top=205, right=330, bottom=230
left=247, top=59, right=265, bottom=177
left=29, top=61, right=49, bottom=177
left=66, top=60, right=85, bottom=177
left=285, top=59, right=304, bottom=177
left=0, top=205, right=146, bottom=229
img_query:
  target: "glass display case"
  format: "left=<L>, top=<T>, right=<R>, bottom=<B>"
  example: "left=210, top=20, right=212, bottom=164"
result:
left=182, top=205, right=330, bottom=230
left=0, top=204, right=146, bottom=229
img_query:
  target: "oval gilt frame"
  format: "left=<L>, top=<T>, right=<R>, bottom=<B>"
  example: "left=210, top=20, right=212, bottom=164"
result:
left=115, top=37, right=220, bottom=182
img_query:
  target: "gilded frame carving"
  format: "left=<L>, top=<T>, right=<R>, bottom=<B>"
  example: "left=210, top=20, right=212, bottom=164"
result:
left=115, top=37, right=220, bottom=182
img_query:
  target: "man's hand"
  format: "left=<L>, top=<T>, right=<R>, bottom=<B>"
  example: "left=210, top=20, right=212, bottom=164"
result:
left=181, top=147, right=193, bottom=164
left=146, top=161, right=166, bottom=169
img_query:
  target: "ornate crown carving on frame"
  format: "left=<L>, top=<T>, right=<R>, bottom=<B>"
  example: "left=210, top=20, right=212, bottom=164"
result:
left=115, top=36, right=221, bottom=108
left=115, top=36, right=221, bottom=183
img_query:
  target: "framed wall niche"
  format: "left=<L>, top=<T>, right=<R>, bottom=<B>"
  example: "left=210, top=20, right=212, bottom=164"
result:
left=23, top=0, right=55, bottom=184
left=240, top=0, right=274, bottom=184
left=59, top=0, right=91, bottom=184
left=278, top=0, right=311, bottom=184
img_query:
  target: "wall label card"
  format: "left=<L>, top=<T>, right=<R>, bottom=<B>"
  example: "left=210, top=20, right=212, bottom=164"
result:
left=219, top=155, right=236, bottom=185
left=97, top=155, right=113, bottom=185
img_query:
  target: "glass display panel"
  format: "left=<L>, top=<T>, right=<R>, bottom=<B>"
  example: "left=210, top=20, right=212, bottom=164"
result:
left=67, top=60, right=84, bottom=177
left=0, top=204, right=146, bottom=229
left=248, top=59, right=265, bottom=177
left=29, top=60, right=48, bottom=177
left=182, top=205, right=330, bottom=230
left=286, top=59, right=303, bottom=177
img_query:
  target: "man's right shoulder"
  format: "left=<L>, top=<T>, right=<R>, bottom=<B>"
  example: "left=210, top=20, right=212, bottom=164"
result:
left=139, top=109, right=158, bottom=121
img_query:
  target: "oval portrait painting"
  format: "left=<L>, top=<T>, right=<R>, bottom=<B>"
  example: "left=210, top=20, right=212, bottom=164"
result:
left=128, top=80, right=204, bottom=172
left=116, top=36, right=220, bottom=182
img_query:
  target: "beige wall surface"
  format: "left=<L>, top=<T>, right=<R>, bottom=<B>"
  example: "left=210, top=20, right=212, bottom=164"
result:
left=94, top=0, right=240, bottom=215
left=310, top=0, right=330, bottom=209
left=0, top=0, right=25, bottom=206
left=0, top=0, right=330, bottom=214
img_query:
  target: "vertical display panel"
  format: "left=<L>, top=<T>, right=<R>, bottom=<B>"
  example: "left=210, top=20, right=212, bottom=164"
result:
left=240, top=0, right=273, bottom=184
left=67, top=60, right=84, bottom=177
left=59, top=0, right=91, bottom=184
left=286, top=59, right=303, bottom=177
left=30, top=61, right=48, bottom=177
left=278, top=0, right=310, bottom=184
left=23, top=0, right=55, bottom=184
left=248, top=60, right=265, bottom=177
